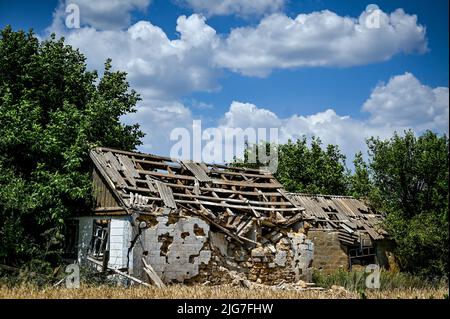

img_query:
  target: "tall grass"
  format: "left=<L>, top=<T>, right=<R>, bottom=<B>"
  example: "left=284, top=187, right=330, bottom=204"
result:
left=0, top=284, right=448, bottom=299
left=312, top=269, right=447, bottom=291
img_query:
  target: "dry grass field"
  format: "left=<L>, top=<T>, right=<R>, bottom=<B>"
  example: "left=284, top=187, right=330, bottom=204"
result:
left=0, top=284, right=448, bottom=299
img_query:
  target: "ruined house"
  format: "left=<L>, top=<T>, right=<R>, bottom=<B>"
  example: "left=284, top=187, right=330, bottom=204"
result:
left=287, top=193, right=394, bottom=273
left=68, top=147, right=316, bottom=285
left=66, top=147, right=393, bottom=286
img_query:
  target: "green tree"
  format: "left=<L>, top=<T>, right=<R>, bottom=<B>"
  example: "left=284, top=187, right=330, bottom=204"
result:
left=0, top=26, right=144, bottom=268
left=349, top=151, right=372, bottom=199
left=367, top=130, right=449, bottom=278
left=237, top=137, right=349, bottom=195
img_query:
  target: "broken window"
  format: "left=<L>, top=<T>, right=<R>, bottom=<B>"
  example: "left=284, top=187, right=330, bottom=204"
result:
left=348, top=246, right=376, bottom=268
left=89, top=220, right=109, bottom=260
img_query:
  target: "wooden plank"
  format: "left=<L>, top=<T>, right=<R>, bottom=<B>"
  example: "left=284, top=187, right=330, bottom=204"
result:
left=124, top=183, right=284, bottom=197
left=362, top=223, right=383, bottom=240
left=192, top=210, right=244, bottom=245
left=120, top=194, right=302, bottom=212
left=209, top=168, right=273, bottom=179
left=237, top=219, right=255, bottom=237
left=104, top=151, right=122, bottom=171
left=182, top=161, right=212, bottom=182
left=145, top=175, right=158, bottom=193
left=116, top=154, right=139, bottom=187
left=155, top=181, right=177, bottom=209
left=211, top=178, right=283, bottom=189
left=141, top=258, right=166, bottom=288
left=338, top=236, right=355, bottom=245
left=90, top=151, right=127, bottom=189
left=340, top=223, right=355, bottom=234
left=342, top=220, right=357, bottom=229
left=94, top=206, right=126, bottom=212
left=137, top=169, right=282, bottom=188
left=117, top=154, right=140, bottom=178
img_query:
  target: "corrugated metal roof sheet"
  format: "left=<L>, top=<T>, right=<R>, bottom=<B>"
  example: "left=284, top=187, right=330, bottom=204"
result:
left=287, top=193, right=385, bottom=241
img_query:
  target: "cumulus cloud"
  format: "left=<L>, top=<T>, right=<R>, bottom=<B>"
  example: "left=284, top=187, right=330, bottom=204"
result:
left=177, top=0, right=284, bottom=17
left=121, top=99, right=194, bottom=155
left=48, top=6, right=428, bottom=98
left=45, top=3, right=438, bottom=161
left=363, top=72, right=449, bottom=132
left=50, top=14, right=220, bottom=100
left=216, top=74, right=448, bottom=162
left=215, top=8, right=428, bottom=76
left=51, top=0, right=151, bottom=30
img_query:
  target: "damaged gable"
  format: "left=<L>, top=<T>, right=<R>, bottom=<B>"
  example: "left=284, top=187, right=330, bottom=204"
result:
left=287, top=193, right=387, bottom=243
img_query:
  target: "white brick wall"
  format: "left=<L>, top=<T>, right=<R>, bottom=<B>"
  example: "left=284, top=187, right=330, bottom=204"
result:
left=108, top=219, right=133, bottom=270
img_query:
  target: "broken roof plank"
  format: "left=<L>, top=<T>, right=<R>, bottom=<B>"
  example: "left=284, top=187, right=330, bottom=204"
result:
left=155, top=181, right=177, bottom=209
left=362, top=223, right=384, bottom=240
left=104, top=151, right=122, bottom=171
left=124, top=183, right=285, bottom=197
left=182, top=161, right=212, bottom=182
left=91, top=151, right=127, bottom=189
left=145, top=175, right=158, bottom=193
left=142, top=258, right=166, bottom=288
left=117, top=154, right=140, bottom=178
left=340, top=223, right=355, bottom=234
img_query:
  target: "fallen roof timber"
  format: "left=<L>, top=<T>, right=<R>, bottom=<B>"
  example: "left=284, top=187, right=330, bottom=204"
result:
left=125, top=182, right=286, bottom=197
left=135, top=169, right=283, bottom=189
left=96, top=147, right=264, bottom=174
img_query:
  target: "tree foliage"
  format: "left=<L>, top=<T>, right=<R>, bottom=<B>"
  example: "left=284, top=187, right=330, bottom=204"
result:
left=366, top=130, right=449, bottom=278
left=0, top=26, right=144, bottom=267
left=237, top=131, right=449, bottom=278
left=238, top=137, right=349, bottom=194
left=348, top=151, right=372, bottom=199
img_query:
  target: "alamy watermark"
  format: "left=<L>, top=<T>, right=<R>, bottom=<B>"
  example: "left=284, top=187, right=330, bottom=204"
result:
left=365, top=4, right=382, bottom=29
left=65, top=3, right=80, bottom=29
left=365, top=264, right=381, bottom=289
left=65, top=263, right=80, bottom=288
left=170, top=120, right=279, bottom=173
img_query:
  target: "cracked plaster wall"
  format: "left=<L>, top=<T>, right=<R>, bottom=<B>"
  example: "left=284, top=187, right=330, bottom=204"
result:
left=141, top=215, right=211, bottom=283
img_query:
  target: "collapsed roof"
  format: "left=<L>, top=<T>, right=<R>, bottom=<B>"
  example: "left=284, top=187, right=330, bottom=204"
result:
left=287, top=193, right=387, bottom=244
left=89, top=147, right=386, bottom=246
left=89, top=147, right=312, bottom=245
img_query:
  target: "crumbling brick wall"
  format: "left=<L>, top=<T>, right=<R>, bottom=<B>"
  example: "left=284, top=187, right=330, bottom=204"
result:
left=134, top=212, right=314, bottom=285
left=308, top=230, right=349, bottom=273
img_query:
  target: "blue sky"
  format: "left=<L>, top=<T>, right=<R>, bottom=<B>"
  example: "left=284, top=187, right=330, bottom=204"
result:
left=1, top=0, right=448, bottom=163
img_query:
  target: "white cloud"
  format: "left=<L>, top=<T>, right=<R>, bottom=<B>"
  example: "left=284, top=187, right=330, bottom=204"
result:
left=122, top=99, right=194, bottom=155
left=50, top=14, right=220, bottom=100
left=177, top=0, right=285, bottom=17
left=363, top=72, right=449, bottom=132
left=216, top=74, right=448, bottom=162
left=221, top=101, right=282, bottom=128
left=53, top=0, right=151, bottom=30
left=44, top=4, right=439, bottom=162
left=215, top=8, right=428, bottom=76
left=47, top=7, right=428, bottom=99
